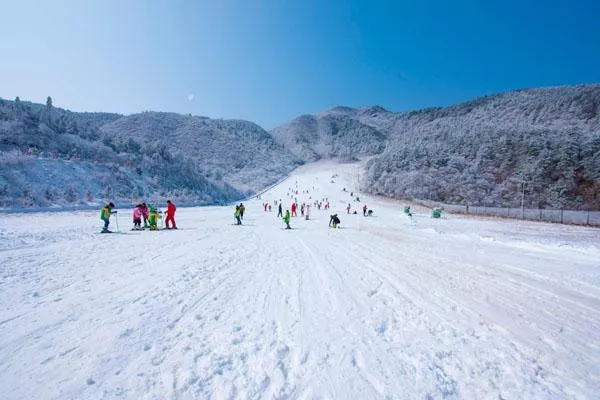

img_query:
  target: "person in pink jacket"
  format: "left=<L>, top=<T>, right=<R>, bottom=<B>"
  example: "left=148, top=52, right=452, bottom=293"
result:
left=132, top=204, right=143, bottom=230
left=140, top=203, right=150, bottom=228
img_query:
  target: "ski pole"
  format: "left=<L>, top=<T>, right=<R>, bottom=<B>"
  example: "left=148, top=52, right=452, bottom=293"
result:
left=114, top=211, right=120, bottom=232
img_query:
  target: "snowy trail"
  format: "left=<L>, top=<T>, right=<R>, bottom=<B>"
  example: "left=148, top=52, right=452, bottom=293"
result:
left=1, top=161, right=599, bottom=399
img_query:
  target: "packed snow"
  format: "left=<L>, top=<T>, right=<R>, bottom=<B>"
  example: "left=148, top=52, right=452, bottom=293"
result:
left=1, top=161, right=599, bottom=399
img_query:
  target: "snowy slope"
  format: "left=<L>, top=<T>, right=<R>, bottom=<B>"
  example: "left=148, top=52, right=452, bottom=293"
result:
left=1, top=161, right=599, bottom=399
left=270, top=85, right=600, bottom=210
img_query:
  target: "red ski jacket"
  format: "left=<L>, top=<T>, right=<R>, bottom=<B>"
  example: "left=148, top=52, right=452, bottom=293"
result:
left=166, top=202, right=176, bottom=216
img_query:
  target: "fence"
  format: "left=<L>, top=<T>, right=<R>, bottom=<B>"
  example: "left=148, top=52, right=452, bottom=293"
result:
left=414, top=200, right=600, bottom=227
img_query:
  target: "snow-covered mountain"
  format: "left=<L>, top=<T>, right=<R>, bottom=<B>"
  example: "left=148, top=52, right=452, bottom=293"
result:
left=270, top=107, right=388, bottom=162
left=2, top=84, right=599, bottom=210
left=271, top=85, right=600, bottom=210
left=0, top=98, right=300, bottom=208
left=101, top=112, right=301, bottom=193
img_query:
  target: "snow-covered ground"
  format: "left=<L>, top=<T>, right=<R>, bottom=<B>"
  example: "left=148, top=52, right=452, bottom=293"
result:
left=1, top=161, right=599, bottom=400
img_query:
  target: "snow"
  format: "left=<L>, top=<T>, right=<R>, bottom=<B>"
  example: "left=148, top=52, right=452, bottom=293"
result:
left=1, top=161, right=599, bottom=399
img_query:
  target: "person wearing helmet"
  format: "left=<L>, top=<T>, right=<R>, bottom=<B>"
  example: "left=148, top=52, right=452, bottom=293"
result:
left=148, top=206, right=161, bottom=230
left=100, top=202, right=115, bottom=233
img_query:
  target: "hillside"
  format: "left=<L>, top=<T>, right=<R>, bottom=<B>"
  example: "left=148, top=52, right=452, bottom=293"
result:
left=0, top=98, right=300, bottom=208
left=271, top=85, right=600, bottom=210
left=101, top=112, right=301, bottom=193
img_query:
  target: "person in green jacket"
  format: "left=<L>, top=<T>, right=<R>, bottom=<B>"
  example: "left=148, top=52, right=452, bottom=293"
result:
left=283, top=209, right=291, bottom=229
left=148, top=206, right=161, bottom=230
left=100, top=202, right=115, bottom=233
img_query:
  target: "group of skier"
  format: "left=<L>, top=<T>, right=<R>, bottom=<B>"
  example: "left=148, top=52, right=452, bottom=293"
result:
left=100, top=183, right=372, bottom=233
left=99, top=200, right=177, bottom=233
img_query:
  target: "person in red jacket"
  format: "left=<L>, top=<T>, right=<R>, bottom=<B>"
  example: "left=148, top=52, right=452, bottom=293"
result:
left=165, top=200, right=177, bottom=229
left=291, top=202, right=297, bottom=217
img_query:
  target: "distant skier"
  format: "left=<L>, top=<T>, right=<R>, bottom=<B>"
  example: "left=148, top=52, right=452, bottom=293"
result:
left=234, top=205, right=242, bottom=225
left=363, top=204, right=368, bottom=216
left=132, top=204, right=143, bottom=230
left=283, top=209, right=291, bottom=229
left=329, top=214, right=341, bottom=228
left=277, top=203, right=283, bottom=217
left=291, top=202, right=297, bottom=217
left=165, top=200, right=177, bottom=229
left=347, top=203, right=351, bottom=214
left=239, top=203, right=245, bottom=220
left=100, top=202, right=115, bottom=233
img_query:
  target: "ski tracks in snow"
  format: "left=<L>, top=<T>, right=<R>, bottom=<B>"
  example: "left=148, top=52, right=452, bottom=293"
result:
left=1, top=161, right=599, bottom=399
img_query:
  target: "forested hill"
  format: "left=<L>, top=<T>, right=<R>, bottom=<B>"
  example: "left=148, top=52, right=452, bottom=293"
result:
left=271, top=85, right=600, bottom=210
left=2, top=84, right=599, bottom=210
left=0, top=97, right=300, bottom=208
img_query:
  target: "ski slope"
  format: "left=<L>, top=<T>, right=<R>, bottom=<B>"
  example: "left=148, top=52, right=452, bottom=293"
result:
left=1, top=161, right=599, bottom=399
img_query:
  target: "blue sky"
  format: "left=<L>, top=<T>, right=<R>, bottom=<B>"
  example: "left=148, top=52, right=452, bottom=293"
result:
left=1, top=0, right=599, bottom=128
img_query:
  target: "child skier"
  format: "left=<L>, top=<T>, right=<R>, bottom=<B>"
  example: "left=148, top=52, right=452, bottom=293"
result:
left=283, top=209, right=291, bottom=229
left=148, top=206, right=161, bottom=230
left=141, top=203, right=150, bottom=228
left=100, top=202, right=115, bottom=233
left=165, top=200, right=177, bottom=229
left=132, top=204, right=143, bottom=230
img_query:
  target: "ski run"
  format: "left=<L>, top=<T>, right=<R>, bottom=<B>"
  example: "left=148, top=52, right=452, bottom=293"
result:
left=1, top=161, right=599, bottom=400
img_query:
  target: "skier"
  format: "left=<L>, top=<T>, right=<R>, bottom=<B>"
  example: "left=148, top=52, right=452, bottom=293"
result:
left=291, top=202, right=297, bottom=217
left=329, top=214, right=341, bottom=228
left=234, top=205, right=242, bottom=225
left=305, top=204, right=310, bottom=220
left=148, top=206, right=161, bottom=230
left=263, top=202, right=268, bottom=212
left=132, top=204, right=143, bottom=230
left=140, top=203, right=150, bottom=228
left=283, top=209, right=291, bottom=229
left=277, top=203, right=283, bottom=217
left=363, top=204, right=368, bottom=216
left=239, top=203, right=245, bottom=220
left=347, top=203, right=351, bottom=214
left=165, top=200, right=177, bottom=229
left=301, top=203, right=305, bottom=216
left=100, top=202, right=115, bottom=233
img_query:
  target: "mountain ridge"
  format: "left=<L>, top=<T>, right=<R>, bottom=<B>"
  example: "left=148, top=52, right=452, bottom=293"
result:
left=270, top=84, right=600, bottom=209
left=2, top=83, right=599, bottom=209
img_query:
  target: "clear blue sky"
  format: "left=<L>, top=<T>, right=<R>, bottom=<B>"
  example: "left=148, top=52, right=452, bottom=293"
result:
left=1, top=0, right=599, bottom=128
